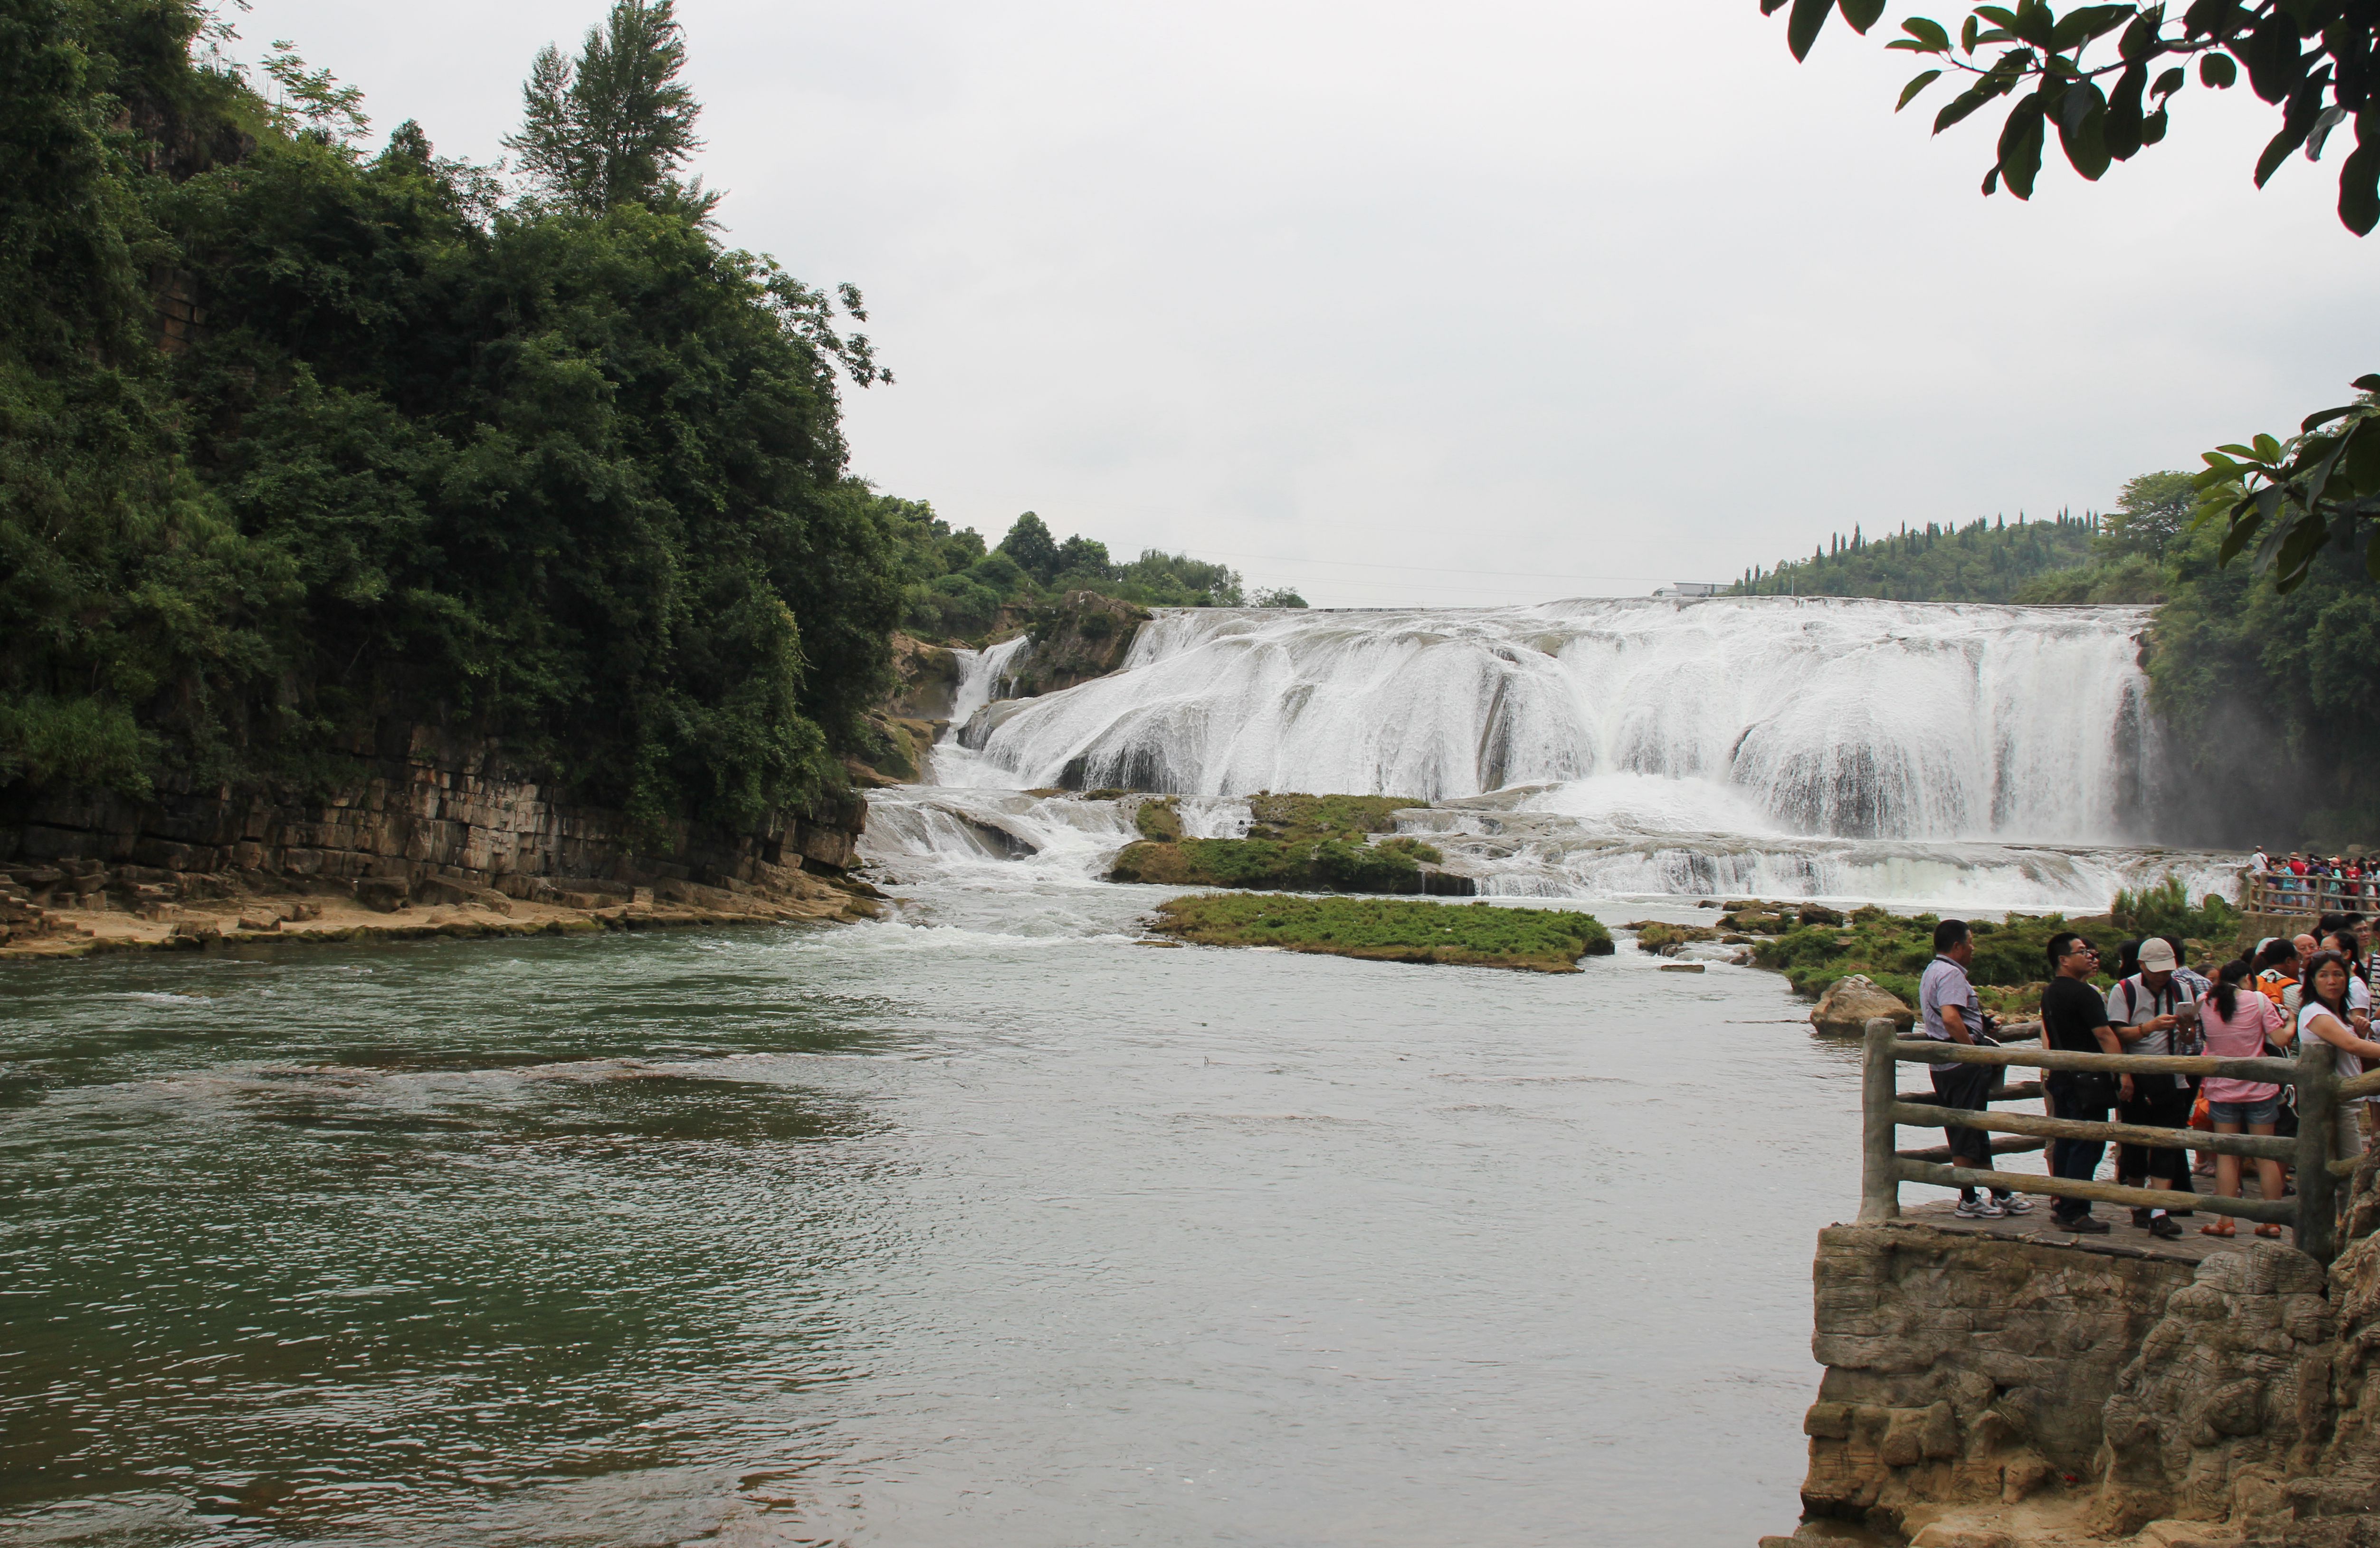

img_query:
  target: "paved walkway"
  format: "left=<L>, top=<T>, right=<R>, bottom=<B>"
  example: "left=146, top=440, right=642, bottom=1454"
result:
left=1897, top=1187, right=2289, bottom=1267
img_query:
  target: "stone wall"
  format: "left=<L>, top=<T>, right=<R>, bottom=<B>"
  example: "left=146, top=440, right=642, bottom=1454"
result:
left=1794, top=1204, right=2380, bottom=1548
left=0, top=723, right=866, bottom=923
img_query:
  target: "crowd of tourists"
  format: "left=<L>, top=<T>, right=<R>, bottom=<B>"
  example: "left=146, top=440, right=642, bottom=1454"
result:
left=1917, top=915, right=2380, bottom=1238
left=2252, top=846, right=2378, bottom=905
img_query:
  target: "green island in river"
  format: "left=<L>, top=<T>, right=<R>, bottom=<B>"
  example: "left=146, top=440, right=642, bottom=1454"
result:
left=1150, top=893, right=1614, bottom=973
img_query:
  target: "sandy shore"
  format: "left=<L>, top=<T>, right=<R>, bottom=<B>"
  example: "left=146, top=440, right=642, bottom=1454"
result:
left=0, top=885, right=878, bottom=961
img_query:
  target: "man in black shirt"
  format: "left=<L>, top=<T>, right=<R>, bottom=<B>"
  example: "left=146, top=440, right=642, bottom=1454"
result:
left=2041, top=931, right=2123, bottom=1234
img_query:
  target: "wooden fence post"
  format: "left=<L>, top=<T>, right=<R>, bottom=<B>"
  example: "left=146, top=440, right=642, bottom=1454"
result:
left=2295, top=1037, right=2339, bottom=1263
left=1861, top=1016, right=1901, bottom=1223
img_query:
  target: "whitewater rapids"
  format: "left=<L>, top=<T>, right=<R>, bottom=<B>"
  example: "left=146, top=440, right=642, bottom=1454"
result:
left=866, top=597, right=2241, bottom=914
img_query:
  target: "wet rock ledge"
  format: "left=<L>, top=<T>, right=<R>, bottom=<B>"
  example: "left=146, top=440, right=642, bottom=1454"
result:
left=0, top=724, right=879, bottom=960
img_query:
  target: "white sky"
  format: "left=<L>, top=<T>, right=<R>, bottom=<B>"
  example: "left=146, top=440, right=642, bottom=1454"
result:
left=229, top=2, right=2380, bottom=607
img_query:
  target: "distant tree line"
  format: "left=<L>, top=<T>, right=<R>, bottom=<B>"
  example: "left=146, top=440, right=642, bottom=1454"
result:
left=1732, top=512, right=2099, bottom=602
left=852, top=503, right=1304, bottom=642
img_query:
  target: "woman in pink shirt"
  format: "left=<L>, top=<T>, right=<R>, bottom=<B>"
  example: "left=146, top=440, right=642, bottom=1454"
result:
left=2196, top=958, right=2287, bottom=1238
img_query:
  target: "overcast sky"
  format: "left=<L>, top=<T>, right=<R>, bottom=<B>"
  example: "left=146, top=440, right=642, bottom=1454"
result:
left=230, top=1, right=2380, bottom=606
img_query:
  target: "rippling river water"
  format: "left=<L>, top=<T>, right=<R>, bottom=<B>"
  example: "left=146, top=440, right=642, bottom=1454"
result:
left=1, top=873, right=1864, bottom=1546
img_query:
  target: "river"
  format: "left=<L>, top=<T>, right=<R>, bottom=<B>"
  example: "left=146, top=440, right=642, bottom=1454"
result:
left=2, top=596, right=2237, bottom=1545
left=1, top=879, right=1856, bottom=1546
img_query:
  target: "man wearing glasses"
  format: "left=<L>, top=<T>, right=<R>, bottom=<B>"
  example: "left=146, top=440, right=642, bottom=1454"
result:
left=2040, top=932, right=2124, bottom=1234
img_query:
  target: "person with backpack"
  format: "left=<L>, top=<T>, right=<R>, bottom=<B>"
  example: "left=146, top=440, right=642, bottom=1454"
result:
left=2105, top=937, right=2198, bottom=1239
left=2041, top=932, right=2122, bottom=1234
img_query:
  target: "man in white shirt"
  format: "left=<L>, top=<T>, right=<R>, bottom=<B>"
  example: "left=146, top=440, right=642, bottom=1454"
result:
left=2105, top=937, right=2198, bottom=1240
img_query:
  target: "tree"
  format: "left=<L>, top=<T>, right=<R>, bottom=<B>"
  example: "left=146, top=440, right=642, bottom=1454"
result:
left=504, top=0, right=702, bottom=212
left=2103, top=469, right=2195, bottom=559
left=1762, top=1, right=2380, bottom=591
left=998, top=512, right=1060, bottom=583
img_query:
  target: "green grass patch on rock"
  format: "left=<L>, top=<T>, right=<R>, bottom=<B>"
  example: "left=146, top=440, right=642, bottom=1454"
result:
left=1150, top=894, right=1612, bottom=972
left=1743, top=903, right=2183, bottom=1019
left=1112, top=793, right=1456, bottom=894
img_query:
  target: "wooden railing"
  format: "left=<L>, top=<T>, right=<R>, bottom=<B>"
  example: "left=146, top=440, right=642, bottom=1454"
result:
left=2245, top=871, right=2376, bottom=916
left=1859, top=1018, right=2363, bottom=1261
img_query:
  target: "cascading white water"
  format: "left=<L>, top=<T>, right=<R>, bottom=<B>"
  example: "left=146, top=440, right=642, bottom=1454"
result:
left=954, top=598, right=2154, bottom=843
left=866, top=597, right=2239, bottom=912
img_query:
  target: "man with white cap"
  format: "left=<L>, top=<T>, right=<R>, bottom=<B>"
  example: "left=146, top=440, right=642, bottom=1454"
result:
left=2106, top=936, right=2200, bottom=1239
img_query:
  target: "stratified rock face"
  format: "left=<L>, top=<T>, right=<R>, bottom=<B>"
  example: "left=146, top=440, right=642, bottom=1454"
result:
left=0, top=722, right=866, bottom=913
left=2100, top=1244, right=2336, bottom=1537
left=1803, top=1223, right=2196, bottom=1528
left=1003, top=591, right=1152, bottom=698
left=884, top=632, right=964, bottom=720
left=1811, top=974, right=1915, bottom=1037
left=1796, top=1214, right=2380, bottom=1548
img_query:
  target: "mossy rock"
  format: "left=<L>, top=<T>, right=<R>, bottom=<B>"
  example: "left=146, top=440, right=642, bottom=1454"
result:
left=1152, top=893, right=1612, bottom=973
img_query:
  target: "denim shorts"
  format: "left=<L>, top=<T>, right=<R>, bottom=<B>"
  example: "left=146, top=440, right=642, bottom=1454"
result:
left=2208, top=1096, right=2283, bottom=1127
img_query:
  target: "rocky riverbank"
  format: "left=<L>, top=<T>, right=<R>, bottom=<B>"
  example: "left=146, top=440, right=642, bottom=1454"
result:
left=1, top=721, right=879, bottom=961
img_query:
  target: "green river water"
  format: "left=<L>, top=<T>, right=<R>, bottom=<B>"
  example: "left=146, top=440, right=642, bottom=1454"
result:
left=0, top=877, right=1861, bottom=1546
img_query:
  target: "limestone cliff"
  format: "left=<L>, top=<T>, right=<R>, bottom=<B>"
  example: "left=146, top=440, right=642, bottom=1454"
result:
left=1780, top=1172, right=2380, bottom=1548
left=0, top=721, right=871, bottom=952
left=1000, top=591, right=1151, bottom=698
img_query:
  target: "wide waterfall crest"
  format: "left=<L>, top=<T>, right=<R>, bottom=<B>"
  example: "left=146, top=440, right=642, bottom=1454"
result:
left=950, top=597, right=2155, bottom=844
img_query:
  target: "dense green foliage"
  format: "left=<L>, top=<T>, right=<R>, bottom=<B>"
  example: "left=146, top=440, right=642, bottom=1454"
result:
left=1729, top=512, right=2098, bottom=602
left=1109, top=792, right=1447, bottom=892
left=1151, top=894, right=1613, bottom=972
left=2110, top=873, right=2241, bottom=941
left=0, top=0, right=911, bottom=837
left=874, top=503, right=1260, bottom=643
left=1740, top=904, right=2130, bottom=1015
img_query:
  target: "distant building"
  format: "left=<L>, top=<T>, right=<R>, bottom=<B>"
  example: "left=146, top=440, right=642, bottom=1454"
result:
left=1648, top=582, right=1720, bottom=599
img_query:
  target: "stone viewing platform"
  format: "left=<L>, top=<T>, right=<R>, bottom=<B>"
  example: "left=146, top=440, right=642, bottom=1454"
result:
left=1763, top=1022, right=2380, bottom=1548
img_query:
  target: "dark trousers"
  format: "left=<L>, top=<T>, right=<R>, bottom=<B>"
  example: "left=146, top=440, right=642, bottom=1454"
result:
left=1931, top=1061, right=1995, bottom=1180
left=2046, top=1075, right=2109, bottom=1220
left=2117, top=1077, right=2194, bottom=1187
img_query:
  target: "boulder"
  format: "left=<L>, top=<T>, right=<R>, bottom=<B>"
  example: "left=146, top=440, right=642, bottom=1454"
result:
left=355, top=877, right=411, bottom=913
left=1809, top=973, right=1914, bottom=1036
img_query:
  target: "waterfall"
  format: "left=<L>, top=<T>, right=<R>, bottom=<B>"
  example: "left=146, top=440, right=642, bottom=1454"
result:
left=865, top=597, right=2237, bottom=911
left=950, top=597, right=2158, bottom=844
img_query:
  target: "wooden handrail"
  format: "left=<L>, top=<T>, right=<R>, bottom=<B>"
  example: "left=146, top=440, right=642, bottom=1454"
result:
left=1897, top=1080, right=2041, bottom=1106
left=1861, top=1018, right=2343, bottom=1261
left=1891, top=1039, right=2297, bottom=1085
left=2341, top=1070, right=2380, bottom=1101
left=1891, top=1100, right=2294, bottom=1162
left=2246, top=872, right=2372, bottom=916
left=1897, top=1136, right=2043, bottom=1164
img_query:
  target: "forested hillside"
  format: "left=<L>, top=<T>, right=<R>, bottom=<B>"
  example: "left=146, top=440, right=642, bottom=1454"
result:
left=1732, top=475, right=2380, bottom=850
left=0, top=0, right=1252, bottom=837
left=1730, top=513, right=2097, bottom=602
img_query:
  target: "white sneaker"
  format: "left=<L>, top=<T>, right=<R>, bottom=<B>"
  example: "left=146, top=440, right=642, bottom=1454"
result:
left=1955, top=1195, right=2008, bottom=1219
left=1994, top=1193, right=2033, bottom=1215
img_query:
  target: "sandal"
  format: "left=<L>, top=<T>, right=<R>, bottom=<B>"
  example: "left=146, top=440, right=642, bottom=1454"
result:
left=2199, top=1221, right=2236, bottom=1237
left=2256, top=1223, right=2284, bottom=1238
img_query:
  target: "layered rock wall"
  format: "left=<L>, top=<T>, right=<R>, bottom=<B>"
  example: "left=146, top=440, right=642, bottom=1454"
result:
left=1795, top=1198, right=2380, bottom=1548
left=0, top=722, right=866, bottom=933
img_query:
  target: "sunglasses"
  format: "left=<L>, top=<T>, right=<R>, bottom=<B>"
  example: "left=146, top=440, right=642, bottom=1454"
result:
left=2061, top=945, right=2100, bottom=958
